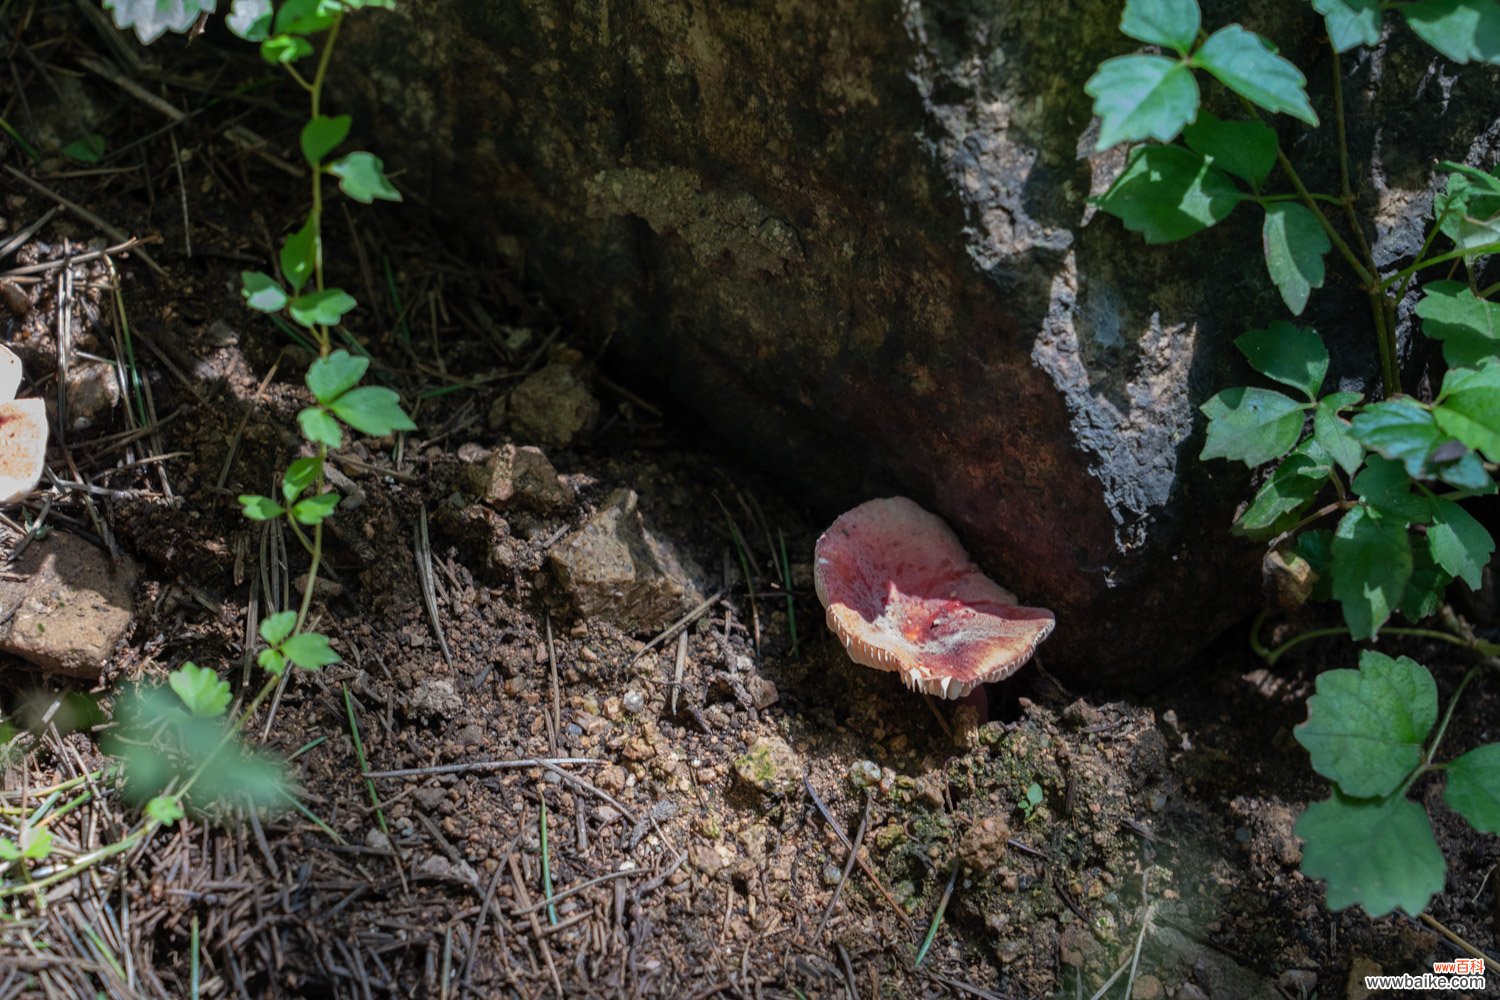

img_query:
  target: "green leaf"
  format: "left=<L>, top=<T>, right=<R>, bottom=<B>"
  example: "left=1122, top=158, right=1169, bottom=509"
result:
left=1095, top=145, right=1245, bottom=243
left=1350, top=399, right=1448, bottom=480
left=1295, top=792, right=1445, bottom=916
left=329, top=151, right=403, bottom=203
left=298, top=407, right=344, bottom=448
left=1352, top=455, right=1429, bottom=522
left=300, top=115, right=351, bottom=166
left=226, top=0, right=272, bottom=41
left=199, top=750, right=289, bottom=808
left=241, top=271, right=288, bottom=313
left=168, top=661, right=231, bottom=719
left=102, top=0, right=214, bottom=44
left=282, top=456, right=321, bottom=504
left=1296, top=651, right=1437, bottom=796
left=61, top=133, right=106, bottom=165
left=1434, top=168, right=1500, bottom=249
left=1194, top=25, right=1319, bottom=125
left=0, top=837, right=19, bottom=861
left=280, top=218, right=317, bottom=295
left=258, top=648, right=286, bottom=676
left=1295, top=528, right=1335, bottom=602
left=1445, top=742, right=1500, bottom=833
left=1313, top=398, right=1363, bottom=475
left=1182, top=112, right=1278, bottom=188
left=1200, top=386, right=1305, bottom=466
left=1119, top=0, right=1201, bottom=51
left=288, top=288, right=357, bottom=329
left=259, top=610, right=297, bottom=648
left=274, top=0, right=339, bottom=35
left=1235, top=321, right=1328, bottom=399
left=260, top=33, right=313, bottom=65
left=1401, top=0, right=1500, bottom=64
left=1331, top=505, right=1412, bottom=639
left=1233, top=452, right=1328, bottom=537
left=145, top=795, right=185, bottom=825
left=1434, top=448, right=1495, bottom=493
left=1084, top=55, right=1200, bottom=150
left=1427, top=496, right=1494, bottom=587
left=1312, top=0, right=1383, bottom=51
left=282, top=631, right=341, bottom=670
left=306, top=349, right=369, bottom=405
left=1262, top=203, right=1331, bottom=315
left=1415, top=281, right=1500, bottom=368
left=291, top=492, right=340, bottom=525
left=1434, top=362, right=1500, bottom=461
left=239, top=494, right=285, bottom=521
left=1400, top=543, right=1450, bottom=621
left=329, top=386, right=417, bottom=437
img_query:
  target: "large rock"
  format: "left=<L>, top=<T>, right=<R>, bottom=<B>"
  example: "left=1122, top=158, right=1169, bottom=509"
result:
left=0, top=531, right=137, bottom=678
left=335, top=3, right=1499, bottom=683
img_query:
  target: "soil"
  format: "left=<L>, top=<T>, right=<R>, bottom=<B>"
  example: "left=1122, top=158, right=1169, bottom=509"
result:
left=0, top=10, right=1496, bottom=999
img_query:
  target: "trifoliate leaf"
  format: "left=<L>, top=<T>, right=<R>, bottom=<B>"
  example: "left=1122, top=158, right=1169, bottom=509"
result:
left=1314, top=397, right=1363, bottom=475
left=1415, top=281, right=1500, bottom=368
left=226, top=0, right=272, bottom=41
left=239, top=494, right=284, bottom=521
left=102, top=0, right=214, bottom=44
left=241, top=271, right=288, bottom=313
left=1182, top=112, right=1278, bottom=188
left=1332, top=505, right=1411, bottom=639
left=288, top=288, right=357, bottom=329
left=1434, top=362, right=1500, bottom=461
left=305, top=349, right=369, bottom=405
left=145, top=795, right=186, bottom=825
left=1296, top=650, right=1436, bottom=795
left=1119, top=0, right=1201, bottom=52
left=1233, top=452, right=1328, bottom=537
left=1401, top=0, right=1500, bottom=64
left=1352, top=455, right=1429, bottom=522
left=1427, top=495, right=1494, bottom=588
left=1235, top=321, right=1328, bottom=400
left=291, top=492, right=340, bottom=525
left=1084, top=56, right=1200, bottom=150
left=1295, top=792, right=1445, bottom=917
left=168, top=661, right=232, bottom=719
left=328, top=386, right=417, bottom=437
left=1312, top=0, right=1383, bottom=51
left=329, top=152, right=403, bottom=203
left=1445, top=742, right=1500, bottom=833
left=1194, top=25, right=1319, bottom=125
left=259, top=610, right=297, bottom=648
left=1262, top=202, right=1331, bottom=315
left=301, top=115, right=351, bottom=167
left=1096, top=145, right=1245, bottom=243
left=1350, top=399, right=1448, bottom=480
left=1200, top=386, right=1305, bottom=466
left=298, top=407, right=343, bottom=449
left=282, top=631, right=341, bottom=670
left=260, top=33, right=313, bottom=65
left=280, top=217, right=317, bottom=295
left=282, top=456, right=322, bottom=503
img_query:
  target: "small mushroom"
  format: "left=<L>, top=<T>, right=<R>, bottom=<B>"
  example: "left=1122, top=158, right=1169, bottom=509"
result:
left=0, top=345, right=46, bottom=503
left=814, top=497, right=1054, bottom=699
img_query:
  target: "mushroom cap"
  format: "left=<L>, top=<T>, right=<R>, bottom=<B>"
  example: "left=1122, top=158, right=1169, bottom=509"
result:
left=0, top=345, right=20, bottom=404
left=0, top=398, right=47, bottom=503
left=814, top=497, right=1055, bottom=699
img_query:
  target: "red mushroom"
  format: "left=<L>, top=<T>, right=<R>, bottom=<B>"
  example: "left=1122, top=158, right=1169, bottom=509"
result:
left=0, top=346, right=45, bottom=504
left=814, top=497, right=1054, bottom=699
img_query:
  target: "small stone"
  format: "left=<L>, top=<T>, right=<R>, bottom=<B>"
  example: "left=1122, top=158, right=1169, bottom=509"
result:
left=596, top=765, right=627, bottom=793
left=733, top=736, right=803, bottom=799
left=364, top=829, right=391, bottom=852
left=1131, top=975, right=1163, bottom=1000
left=957, top=815, right=1010, bottom=873
left=0, top=532, right=137, bottom=678
left=622, top=689, right=646, bottom=713
left=413, top=786, right=446, bottom=810
left=746, top=673, right=779, bottom=709
left=508, top=360, right=599, bottom=449
left=690, top=844, right=723, bottom=877
left=848, top=760, right=881, bottom=789
left=405, top=678, right=463, bottom=719
left=821, top=863, right=842, bottom=886
left=467, top=444, right=574, bottom=512
left=1277, top=970, right=1317, bottom=998
left=60, top=361, right=121, bottom=435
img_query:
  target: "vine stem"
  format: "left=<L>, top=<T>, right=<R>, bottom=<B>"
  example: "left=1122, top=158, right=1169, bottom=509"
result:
left=1251, top=615, right=1500, bottom=666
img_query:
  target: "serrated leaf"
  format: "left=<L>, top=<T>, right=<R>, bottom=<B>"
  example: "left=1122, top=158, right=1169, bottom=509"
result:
left=102, top=0, right=214, bottom=44
left=1313, top=0, right=1383, bottom=51
left=1235, top=321, right=1328, bottom=399
left=1314, top=400, right=1363, bottom=475
left=1182, top=112, right=1278, bottom=187
left=282, top=631, right=341, bottom=670
left=168, top=661, right=231, bottom=719
left=306, top=349, right=369, bottom=404
left=1350, top=399, right=1448, bottom=479
left=1084, top=55, right=1200, bottom=150
left=298, top=407, right=343, bottom=448
left=1200, top=386, right=1305, bottom=466
left=1446, top=742, right=1500, bottom=833
left=282, top=456, right=321, bottom=503
left=241, top=271, right=288, bottom=313
left=1352, top=456, right=1429, bottom=521
left=291, top=492, right=340, bottom=525
left=145, top=795, right=185, bottom=825
left=1296, top=651, right=1437, bottom=795
left=259, top=610, right=297, bottom=648
left=260, top=33, right=313, bottom=65
left=1415, top=281, right=1500, bottom=368
left=1436, top=170, right=1500, bottom=250
left=300, top=115, right=351, bottom=166
left=274, top=0, right=339, bottom=35
left=329, top=152, right=403, bottom=203
left=226, top=0, right=272, bottom=41
left=1331, top=505, right=1412, bottom=639
left=280, top=217, right=317, bottom=295
left=1436, top=449, right=1495, bottom=492
left=1234, top=452, right=1328, bottom=537
left=1095, top=145, right=1245, bottom=243
left=1194, top=25, right=1319, bottom=125
left=1119, top=0, right=1201, bottom=51
left=1427, top=496, right=1494, bottom=587
left=239, top=494, right=284, bottom=520
left=258, top=648, right=286, bottom=676
left=1262, top=203, right=1331, bottom=315
left=1400, top=543, right=1450, bottom=620
left=329, top=386, right=417, bottom=437
left=288, top=288, right=357, bottom=329
left=1401, top=0, right=1500, bottom=64
left=1295, top=792, right=1445, bottom=916
left=1434, top=361, right=1500, bottom=461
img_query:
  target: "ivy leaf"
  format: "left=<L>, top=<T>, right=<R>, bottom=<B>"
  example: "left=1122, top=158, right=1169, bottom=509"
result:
left=168, top=661, right=231, bottom=719
left=102, top=0, right=214, bottom=44
left=1352, top=456, right=1429, bottom=522
left=1331, top=505, right=1411, bottom=639
left=1445, top=742, right=1500, bottom=833
left=282, top=631, right=342, bottom=670
left=328, top=386, right=417, bottom=437
left=1313, top=395, right=1364, bottom=475
left=1434, top=362, right=1500, bottom=461
left=1182, top=112, right=1277, bottom=188
left=329, top=152, right=403, bottom=203
left=1119, top=0, right=1201, bottom=52
left=305, top=349, right=369, bottom=405
left=1401, top=0, right=1500, bottom=64
left=1350, top=398, right=1448, bottom=479
left=300, top=115, right=351, bottom=166
left=291, top=492, right=341, bottom=525
left=1084, top=56, right=1201, bottom=150
left=145, top=795, right=185, bottom=826
left=1095, top=145, right=1245, bottom=243
left=1415, top=281, right=1500, bottom=368
left=1262, top=203, right=1331, bottom=315
left=1235, top=321, right=1328, bottom=400
left=259, top=610, right=297, bottom=648
left=1295, top=650, right=1437, bottom=796
left=1427, top=496, right=1494, bottom=588
left=1313, top=0, right=1384, bottom=51
left=260, top=34, right=313, bottom=65
left=288, top=288, right=357, bottom=329
left=226, top=0, right=272, bottom=41
left=1194, top=25, right=1319, bottom=125
left=239, top=494, right=284, bottom=521
left=1200, top=386, right=1305, bottom=466
left=1400, top=543, right=1450, bottom=621
left=241, top=271, right=288, bottom=313
left=1295, top=792, right=1445, bottom=916
left=1233, top=452, right=1328, bottom=537
left=280, top=218, right=317, bottom=295
left=298, top=407, right=343, bottom=449
left=282, top=456, right=322, bottom=503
